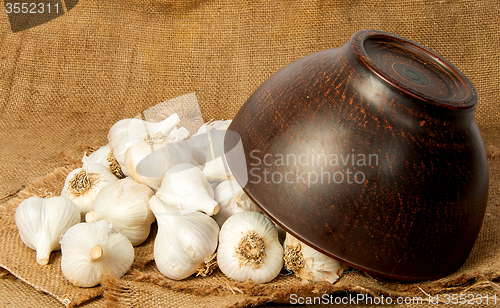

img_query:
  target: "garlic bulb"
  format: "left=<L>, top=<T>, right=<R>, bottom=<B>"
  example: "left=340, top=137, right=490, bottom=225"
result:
left=86, top=145, right=125, bottom=179
left=213, top=179, right=261, bottom=227
left=60, top=220, right=134, bottom=287
left=156, top=163, right=219, bottom=216
left=187, top=120, right=231, bottom=165
left=85, top=178, right=155, bottom=246
left=217, top=211, right=283, bottom=283
left=194, top=120, right=232, bottom=135
left=202, top=154, right=234, bottom=184
left=283, top=233, right=342, bottom=283
left=107, top=113, right=183, bottom=176
left=61, top=158, right=119, bottom=217
left=124, top=136, right=192, bottom=191
left=149, top=196, right=219, bottom=280
left=15, top=196, right=80, bottom=265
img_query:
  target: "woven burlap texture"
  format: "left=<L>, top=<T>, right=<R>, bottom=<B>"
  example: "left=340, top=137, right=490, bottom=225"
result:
left=1, top=0, right=499, bottom=307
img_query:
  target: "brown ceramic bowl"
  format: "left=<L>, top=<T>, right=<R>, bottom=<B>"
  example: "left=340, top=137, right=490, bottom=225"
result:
left=224, top=30, right=489, bottom=281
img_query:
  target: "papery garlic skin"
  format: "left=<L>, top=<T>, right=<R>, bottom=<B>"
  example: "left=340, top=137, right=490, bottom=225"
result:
left=217, top=211, right=283, bottom=283
left=124, top=138, right=192, bottom=191
left=85, top=178, right=155, bottom=246
left=61, top=161, right=119, bottom=217
left=15, top=196, right=80, bottom=265
left=149, top=196, right=219, bottom=280
left=213, top=180, right=261, bottom=227
left=156, top=163, right=219, bottom=216
left=60, top=220, right=134, bottom=287
left=107, top=113, right=182, bottom=176
left=283, top=233, right=342, bottom=283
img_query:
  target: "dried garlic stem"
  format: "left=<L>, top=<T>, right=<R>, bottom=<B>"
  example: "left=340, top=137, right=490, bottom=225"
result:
left=234, top=231, right=265, bottom=269
left=68, top=170, right=98, bottom=197
left=284, top=246, right=305, bottom=272
left=107, top=151, right=125, bottom=179
left=90, top=245, right=103, bottom=261
left=196, top=253, right=218, bottom=277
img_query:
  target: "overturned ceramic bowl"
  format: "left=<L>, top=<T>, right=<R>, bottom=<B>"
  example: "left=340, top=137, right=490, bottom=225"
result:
left=224, top=30, right=489, bottom=281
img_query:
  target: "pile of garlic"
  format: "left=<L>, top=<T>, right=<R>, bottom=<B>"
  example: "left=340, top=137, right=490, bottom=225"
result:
left=14, top=113, right=343, bottom=288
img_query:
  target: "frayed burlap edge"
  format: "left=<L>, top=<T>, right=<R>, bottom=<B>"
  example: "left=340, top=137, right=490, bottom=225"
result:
left=0, top=146, right=104, bottom=308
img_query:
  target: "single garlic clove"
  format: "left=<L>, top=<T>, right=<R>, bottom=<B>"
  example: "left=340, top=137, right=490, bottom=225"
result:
left=283, top=233, right=342, bottom=283
left=61, top=162, right=119, bottom=218
left=60, top=220, right=134, bottom=287
left=124, top=138, right=192, bottom=191
left=156, top=163, right=219, bottom=216
left=85, top=178, right=155, bottom=246
left=149, top=196, right=219, bottom=280
left=107, top=113, right=182, bottom=176
left=217, top=211, right=283, bottom=283
left=15, top=196, right=80, bottom=265
left=213, top=179, right=261, bottom=227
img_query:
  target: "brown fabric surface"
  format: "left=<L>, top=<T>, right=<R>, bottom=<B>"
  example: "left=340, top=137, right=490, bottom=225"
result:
left=0, top=0, right=499, bottom=307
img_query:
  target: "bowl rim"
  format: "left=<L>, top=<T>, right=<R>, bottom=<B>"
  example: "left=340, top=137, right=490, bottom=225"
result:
left=351, top=29, right=477, bottom=110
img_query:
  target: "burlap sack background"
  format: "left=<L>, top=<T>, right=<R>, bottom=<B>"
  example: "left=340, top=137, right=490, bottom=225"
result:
left=1, top=0, right=499, bottom=307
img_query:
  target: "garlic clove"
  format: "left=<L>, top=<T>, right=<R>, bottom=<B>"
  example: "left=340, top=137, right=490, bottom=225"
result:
left=124, top=139, right=192, bottom=191
left=217, top=211, right=283, bottom=283
left=283, top=233, right=342, bottom=283
left=15, top=196, right=80, bottom=265
left=107, top=113, right=182, bottom=176
left=149, top=196, right=219, bottom=280
left=156, top=163, right=219, bottom=216
left=60, top=220, right=134, bottom=287
left=213, top=180, right=261, bottom=227
left=61, top=162, right=119, bottom=218
left=85, top=178, right=155, bottom=246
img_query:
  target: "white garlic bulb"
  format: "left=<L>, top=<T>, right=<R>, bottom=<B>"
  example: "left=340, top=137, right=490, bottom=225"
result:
left=283, top=233, right=342, bottom=283
left=187, top=120, right=231, bottom=165
left=107, top=113, right=183, bottom=176
left=202, top=154, right=234, bottom=184
left=85, top=145, right=125, bottom=179
left=124, top=137, right=192, bottom=191
left=60, top=220, right=134, bottom=287
left=15, top=196, right=80, bottom=265
left=149, top=196, right=219, bottom=280
left=61, top=159, right=119, bottom=218
left=85, top=178, right=155, bottom=246
left=156, top=163, right=219, bottom=216
left=217, top=211, right=283, bottom=283
left=213, top=179, right=261, bottom=227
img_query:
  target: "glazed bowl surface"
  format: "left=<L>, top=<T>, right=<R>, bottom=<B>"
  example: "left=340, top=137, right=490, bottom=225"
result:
left=224, top=30, right=489, bottom=281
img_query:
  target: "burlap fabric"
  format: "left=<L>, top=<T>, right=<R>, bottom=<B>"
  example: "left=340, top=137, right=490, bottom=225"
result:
left=1, top=0, right=499, bottom=307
